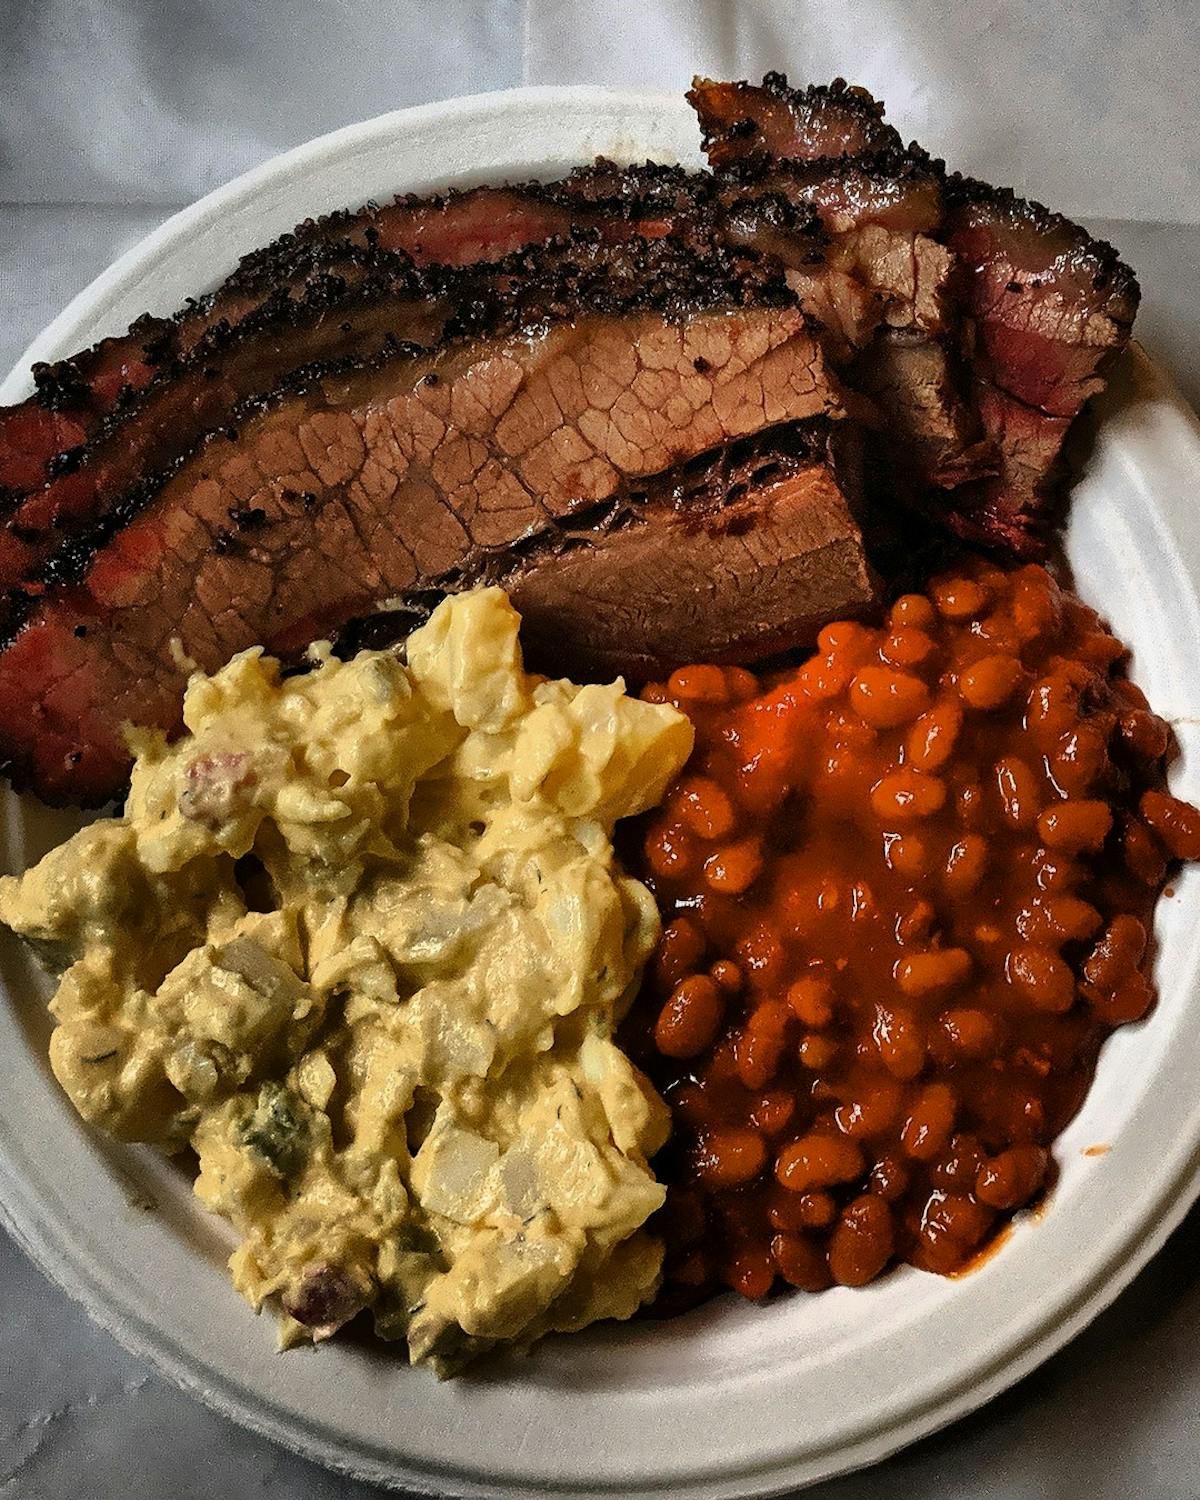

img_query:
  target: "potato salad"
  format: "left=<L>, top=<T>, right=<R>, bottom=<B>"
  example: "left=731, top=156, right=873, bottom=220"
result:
left=0, top=588, right=692, bottom=1373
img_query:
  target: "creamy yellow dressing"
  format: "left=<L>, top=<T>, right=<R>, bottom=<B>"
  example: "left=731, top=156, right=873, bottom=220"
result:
left=0, top=588, right=692, bottom=1373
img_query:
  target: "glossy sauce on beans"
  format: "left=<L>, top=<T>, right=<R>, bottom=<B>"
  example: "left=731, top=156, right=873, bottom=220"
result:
left=628, top=561, right=1200, bottom=1305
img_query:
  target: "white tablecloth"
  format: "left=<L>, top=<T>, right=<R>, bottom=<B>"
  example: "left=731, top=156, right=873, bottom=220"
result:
left=3, top=4, right=1200, bottom=1495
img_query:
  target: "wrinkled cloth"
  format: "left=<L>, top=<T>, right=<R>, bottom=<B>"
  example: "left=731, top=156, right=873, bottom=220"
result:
left=0, top=0, right=1196, bottom=218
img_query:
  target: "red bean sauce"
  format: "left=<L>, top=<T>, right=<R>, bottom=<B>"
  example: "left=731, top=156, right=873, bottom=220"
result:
left=627, top=561, right=1200, bottom=1305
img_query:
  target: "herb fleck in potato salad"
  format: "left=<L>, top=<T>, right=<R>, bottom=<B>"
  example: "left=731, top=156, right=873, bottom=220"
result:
left=0, top=588, right=692, bottom=1373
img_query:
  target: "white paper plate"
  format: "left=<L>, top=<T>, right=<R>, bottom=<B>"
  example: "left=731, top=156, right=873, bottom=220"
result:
left=2, top=87, right=1200, bottom=1500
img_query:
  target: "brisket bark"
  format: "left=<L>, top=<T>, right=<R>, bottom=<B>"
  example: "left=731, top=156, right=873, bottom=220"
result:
left=0, top=144, right=968, bottom=565
left=0, top=245, right=860, bottom=805
left=0, top=188, right=599, bottom=508
left=940, top=178, right=1140, bottom=552
left=1, top=167, right=754, bottom=511
left=687, top=74, right=900, bottom=167
left=0, top=87, right=902, bottom=504
left=0, top=168, right=801, bottom=568
left=0, top=168, right=890, bottom=614
left=0, top=252, right=449, bottom=615
left=0, top=236, right=401, bottom=504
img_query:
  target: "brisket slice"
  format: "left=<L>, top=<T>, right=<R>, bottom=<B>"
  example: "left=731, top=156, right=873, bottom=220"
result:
left=687, top=74, right=900, bottom=168
left=691, top=78, right=1138, bottom=529
left=0, top=252, right=449, bottom=616
left=0, top=259, right=851, bottom=805
left=941, top=179, right=1140, bottom=552
left=504, top=422, right=873, bottom=679
left=0, top=201, right=821, bottom=613
left=0, top=149, right=946, bottom=546
left=0, top=189, right=587, bottom=508
left=356, top=158, right=975, bottom=489
left=553, top=159, right=885, bottom=363
left=0, top=166, right=749, bottom=520
left=342, top=422, right=873, bottom=681
left=709, top=150, right=990, bottom=491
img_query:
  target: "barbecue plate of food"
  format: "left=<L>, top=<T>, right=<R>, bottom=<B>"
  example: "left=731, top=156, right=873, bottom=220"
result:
left=1, top=78, right=1199, bottom=1499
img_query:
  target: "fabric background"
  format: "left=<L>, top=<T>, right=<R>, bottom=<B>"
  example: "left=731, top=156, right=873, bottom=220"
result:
left=2, top=2, right=1200, bottom=1496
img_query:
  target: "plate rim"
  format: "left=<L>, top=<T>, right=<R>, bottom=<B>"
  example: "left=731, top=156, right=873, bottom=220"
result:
left=2, top=84, right=1200, bottom=1500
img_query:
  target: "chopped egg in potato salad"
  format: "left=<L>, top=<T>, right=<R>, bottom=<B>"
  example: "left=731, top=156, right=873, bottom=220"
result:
left=0, top=588, right=692, bottom=1373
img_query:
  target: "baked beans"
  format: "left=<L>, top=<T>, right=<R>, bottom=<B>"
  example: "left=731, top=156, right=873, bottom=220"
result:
left=631, top=561, right=1198, bottom=1305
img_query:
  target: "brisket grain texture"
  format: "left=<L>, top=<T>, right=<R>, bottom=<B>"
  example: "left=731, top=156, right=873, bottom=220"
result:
left=0, top=139, right=967, bottom=550
left=0, top=254, right=449, bottom=614
left=0, top=164, right=899, bottom=612
left=505, top=425, right=874, bottom=680
left=344, top=423, right=874, bottom=680
left=687, top=74, right=900, bottom=167
left=0, top=268, right=848, bottom=804
left=0, top=189, right=589, bottom=508
left=0, top=165, right=781, bottom=532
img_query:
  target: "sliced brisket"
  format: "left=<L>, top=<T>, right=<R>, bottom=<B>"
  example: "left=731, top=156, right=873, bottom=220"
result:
left=562, top=151, right=988, bottom=492
left=0, top=243, right=856, bottom=805
left=686, top=80, right=993, bottom=493
left=0, top=76, right=1144, bottom=812
left=502, top=422, right=874, bottom=680
left=344, top=422, right=873, bottom=679
left=687, top=74, right=900, bottom=167
left=940, top=179, right=1140, bottom=552
left=0, top=253, right=449, bottom=615
left=0, top=166, right=768, bottom=531
left=0, top=143, right=965, bottom=551
left=0, top=189, right=589, bottom=508
left=691, top=78, right=1138, bottom=538
left=707, top=150, right=990, bottom=491
left=0, top=171, right=879, bottom=613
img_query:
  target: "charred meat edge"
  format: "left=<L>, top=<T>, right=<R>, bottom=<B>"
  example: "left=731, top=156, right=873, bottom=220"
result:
left=0, top=169, right=655, bottom=507
left=687, top=72, right=900, bottom=167
left=6, top=234, right=797, bottom=644
left=939, top=174, right=1140, bottom=553
left=0, top=150, right=940, bottom=589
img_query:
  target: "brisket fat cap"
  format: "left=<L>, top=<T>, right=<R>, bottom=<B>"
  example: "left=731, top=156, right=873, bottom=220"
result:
left=0, top=243, right=858, bottom=807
